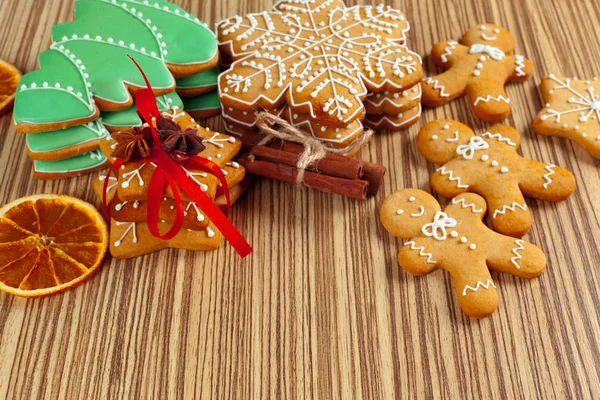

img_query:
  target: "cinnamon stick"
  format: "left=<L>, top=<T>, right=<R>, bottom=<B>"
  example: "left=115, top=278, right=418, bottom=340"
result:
left=238, top=157, right=368, bottom=200
left=250, top=145, right=364, bottom=180
left=239, top=130, right=386, bottom=195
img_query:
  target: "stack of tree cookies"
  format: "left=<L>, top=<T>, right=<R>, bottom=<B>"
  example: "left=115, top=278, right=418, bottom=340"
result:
left=12, top=0, right=222, bottom=180
left=91, top=110, right=251, bottom=259
left=216, top=1, right=423, bottom=150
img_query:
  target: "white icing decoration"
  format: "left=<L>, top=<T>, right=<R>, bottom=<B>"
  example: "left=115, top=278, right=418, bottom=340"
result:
left=511, top=239, right=525, bottom=269
left=436, top=166, right=468, bottom=188
left=493, top=202, right=527, bottom=219
left=181, top=165, right=209, bottom=192
left=424, top=77, right=449, bottom=97
left=469, top=44, right=504, bottom=60
left=121, top=162, right=156, bottom=188
left=451, top=197, right=483, bottom=213
left=162, top=106, right=185, bottom=120
left=421, top=211, right=457, bottom=241
left=542, top=164, right=556, bottom=189
left=481, top=131, right=517, bottom=146
left=515, top=55, right=526, bottom=77
left=474, top=95, right=510, bottom=107
left=405, top=240, right=436, bottom=264
left=456, top=136, right=489, bottom=159
left=99, top=175, right=118, bottom=191
left=114, top=221, right=138, bottom=246
left=411, top=206, right=425, bottom=217
left=440, top=40, right=457, bottom=63
left=207, top=227, right=215, bottom=238
left=205, top=132, right=236, bottom=148
left=542, top=76, right=600, bottom=127
left=462, top=279, right=496, bottom=296
left=185, top=202, right=205, bottom=222
left=445, top=131, right=459, bottom=142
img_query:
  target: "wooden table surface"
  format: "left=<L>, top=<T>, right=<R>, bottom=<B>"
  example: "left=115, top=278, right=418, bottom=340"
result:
left=1, top=0, right=599, bottom=399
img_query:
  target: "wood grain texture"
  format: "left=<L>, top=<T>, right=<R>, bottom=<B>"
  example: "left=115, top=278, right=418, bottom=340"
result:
left=0, top=0, right=599, bottom=398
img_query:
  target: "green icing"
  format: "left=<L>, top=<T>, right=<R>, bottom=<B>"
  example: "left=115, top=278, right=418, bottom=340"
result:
left=101, top=91, right=183, bottom=127
left=14, top=50, right=95, bottom=125
left=176, top=67, right=219, bottom=89
left=34, top=149, right=107, bottom=174
left=15, top=0, right=217, bottom=126
left=26, top=120, right=108, bottom=153
left=183, top=90, right=221, bottom=112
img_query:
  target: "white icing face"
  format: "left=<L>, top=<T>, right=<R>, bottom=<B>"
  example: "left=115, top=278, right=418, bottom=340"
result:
left=479, top=25, right=501, bottom=41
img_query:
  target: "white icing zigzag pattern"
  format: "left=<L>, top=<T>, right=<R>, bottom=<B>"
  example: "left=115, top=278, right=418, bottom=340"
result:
left=451, top=197, right=483, bottom=213
left=462, top=279, right=496, bottom=296
left=404, top=240, right=436, bottom=264
left=473, top=95, right=511, bottom=106
left=440, top=40, right=457, bottom=63
left=424, top=77, right=450, bottom=97
left=515, top=55, right=526, bottom=77
left=436, top=166, right=469, bottom=188
left=543, top=164, right=556, bottom=189
left=511, top=239, right=525, bottom=269
left=481, top=131, right=517, bottom=147
left=493, top=202, right=527, bottom=219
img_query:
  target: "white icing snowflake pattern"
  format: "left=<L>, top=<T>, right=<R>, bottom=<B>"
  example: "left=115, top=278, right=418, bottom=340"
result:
left=217, top=0, right=421, bottom=125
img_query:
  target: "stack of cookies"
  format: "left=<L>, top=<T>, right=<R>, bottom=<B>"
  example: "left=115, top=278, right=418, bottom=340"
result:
left=216, top=0, right=423, bottom=149
left=91, top=110, right=251, bottom=259
left=13, top=0, right=222, bottom=180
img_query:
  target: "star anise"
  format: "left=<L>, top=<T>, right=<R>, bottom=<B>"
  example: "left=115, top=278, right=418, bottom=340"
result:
left=157, top=116, right=206, bottom=156
left=111, top=126, right=154, bottom=162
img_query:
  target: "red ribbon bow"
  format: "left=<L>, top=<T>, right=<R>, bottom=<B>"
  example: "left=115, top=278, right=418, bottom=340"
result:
left=102, top=56, right=252, bottom=258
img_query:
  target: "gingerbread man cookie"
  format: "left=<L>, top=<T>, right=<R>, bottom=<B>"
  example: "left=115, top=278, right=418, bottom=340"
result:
left=422, top=24, right=534, bottom=122
left=417, top=120, right=576, bottom=237
left=380, top=189, right=546, bottom=318
left=533, top=75, right=600, bottom=158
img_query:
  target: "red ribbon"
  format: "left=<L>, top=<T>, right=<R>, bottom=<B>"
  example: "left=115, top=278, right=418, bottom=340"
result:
left=102, top=56, right=252, bottom=258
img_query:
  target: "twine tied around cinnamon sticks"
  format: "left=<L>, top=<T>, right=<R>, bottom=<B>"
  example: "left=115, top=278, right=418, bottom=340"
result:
left=251, top=112, right=374, bottom=185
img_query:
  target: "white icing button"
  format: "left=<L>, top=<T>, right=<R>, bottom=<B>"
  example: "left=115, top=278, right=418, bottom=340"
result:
left=469, top=244, right=477, bottom=250
left=443, top=124, right=450, bottom=130
left=481, top=155, right=489, bottom=161
left=500, top=167, right=509, bottom=173
left=460, top=237, right=467, bottom=243
left=397, top=209, right=404, bottom=215
left=409, top=196, right=416, bottom=202
left=491, top=160, right=499, bottom=167
left=431, top=135, right=439, bottom=140
left=451, top=231, right=458, bottom=237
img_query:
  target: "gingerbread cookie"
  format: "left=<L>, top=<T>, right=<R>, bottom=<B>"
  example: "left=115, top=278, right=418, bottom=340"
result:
left=176, top=67, right=219, bottom=97
left=14, top=0, right=218, bottom=133
left=533, top=75, right=600, bottom=158
left=364, top=84, right=421, bottom=115
left=363, top=104, right=421, bottom=131
left=380, top=188, right=546, bottom=318
left=417, top=119, right=576, bottom=237
left=217, top=1, right=422, bottom=133
left=33, top=149, right=110, bottom=180
left=422, top=24, right=534, bottom=122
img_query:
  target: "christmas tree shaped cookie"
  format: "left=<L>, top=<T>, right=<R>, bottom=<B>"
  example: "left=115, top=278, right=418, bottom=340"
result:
left=14, top=0, right=218, bottom=133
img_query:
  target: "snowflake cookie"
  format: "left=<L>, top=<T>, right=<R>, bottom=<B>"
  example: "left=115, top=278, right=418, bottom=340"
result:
left=422, top=24, right=534, bottom=122
left=417, top=119, right=576, bottom=237
left=380, top=188, right=546, bottom=318
left=533, top=75, right=600, bottom=158
left=217, top=0, right=422, bottom=141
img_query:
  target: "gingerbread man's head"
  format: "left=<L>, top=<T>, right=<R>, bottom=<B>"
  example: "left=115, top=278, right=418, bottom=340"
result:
left=416, top=120, right=475, bottom=164
left=462, top=24, right=515, bottom=54
left=380, top=189, right=442, bottom=239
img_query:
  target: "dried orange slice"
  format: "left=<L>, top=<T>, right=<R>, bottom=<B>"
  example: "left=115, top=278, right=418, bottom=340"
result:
left=0, top=59, right=21, bottom=116
left=0, top=194, right=108, bottom=298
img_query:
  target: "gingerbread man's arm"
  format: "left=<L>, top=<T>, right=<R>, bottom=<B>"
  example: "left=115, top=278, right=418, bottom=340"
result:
left=485, top=233, right=546, bottom=279
left=481, top=125, right=521, bottom=149
left=398, top=237, right=439, bottom=276
left=430, top=160, right=474, bottom=198
left=508, top=54, right=534, bottom=82
left=483, top=183, right=532, bottom=238
left=430, top=40, right=469, bottom=68
left=518, top=161, right=576, bottom=202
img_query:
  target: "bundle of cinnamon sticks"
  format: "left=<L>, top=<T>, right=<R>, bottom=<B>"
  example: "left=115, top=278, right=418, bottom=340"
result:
left=237, top=136, right=386, bottom=200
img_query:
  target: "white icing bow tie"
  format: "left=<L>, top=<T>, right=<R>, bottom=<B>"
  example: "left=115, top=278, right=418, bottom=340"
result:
left=456, top=136, right=489, bottom=159
left=469, top=44, right=505, bottom=61
left=422, top=211, right=457, bottom=241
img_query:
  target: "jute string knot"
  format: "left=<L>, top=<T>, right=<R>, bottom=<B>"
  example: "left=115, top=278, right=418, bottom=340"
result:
left=251, top=112, right=374, bottom=184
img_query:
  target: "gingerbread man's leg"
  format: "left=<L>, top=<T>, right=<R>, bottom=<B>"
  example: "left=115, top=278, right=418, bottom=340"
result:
left=486, top=234, right=546, bottom=279
left=422, top=69, right=470, bottom=107
left=483, top=184, right=532, bottom=237
left=518, top=161, right=576, bottom=202
left=466, top=81, right=511, bottom=122
left=449, top=259, right=499, bottom=318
